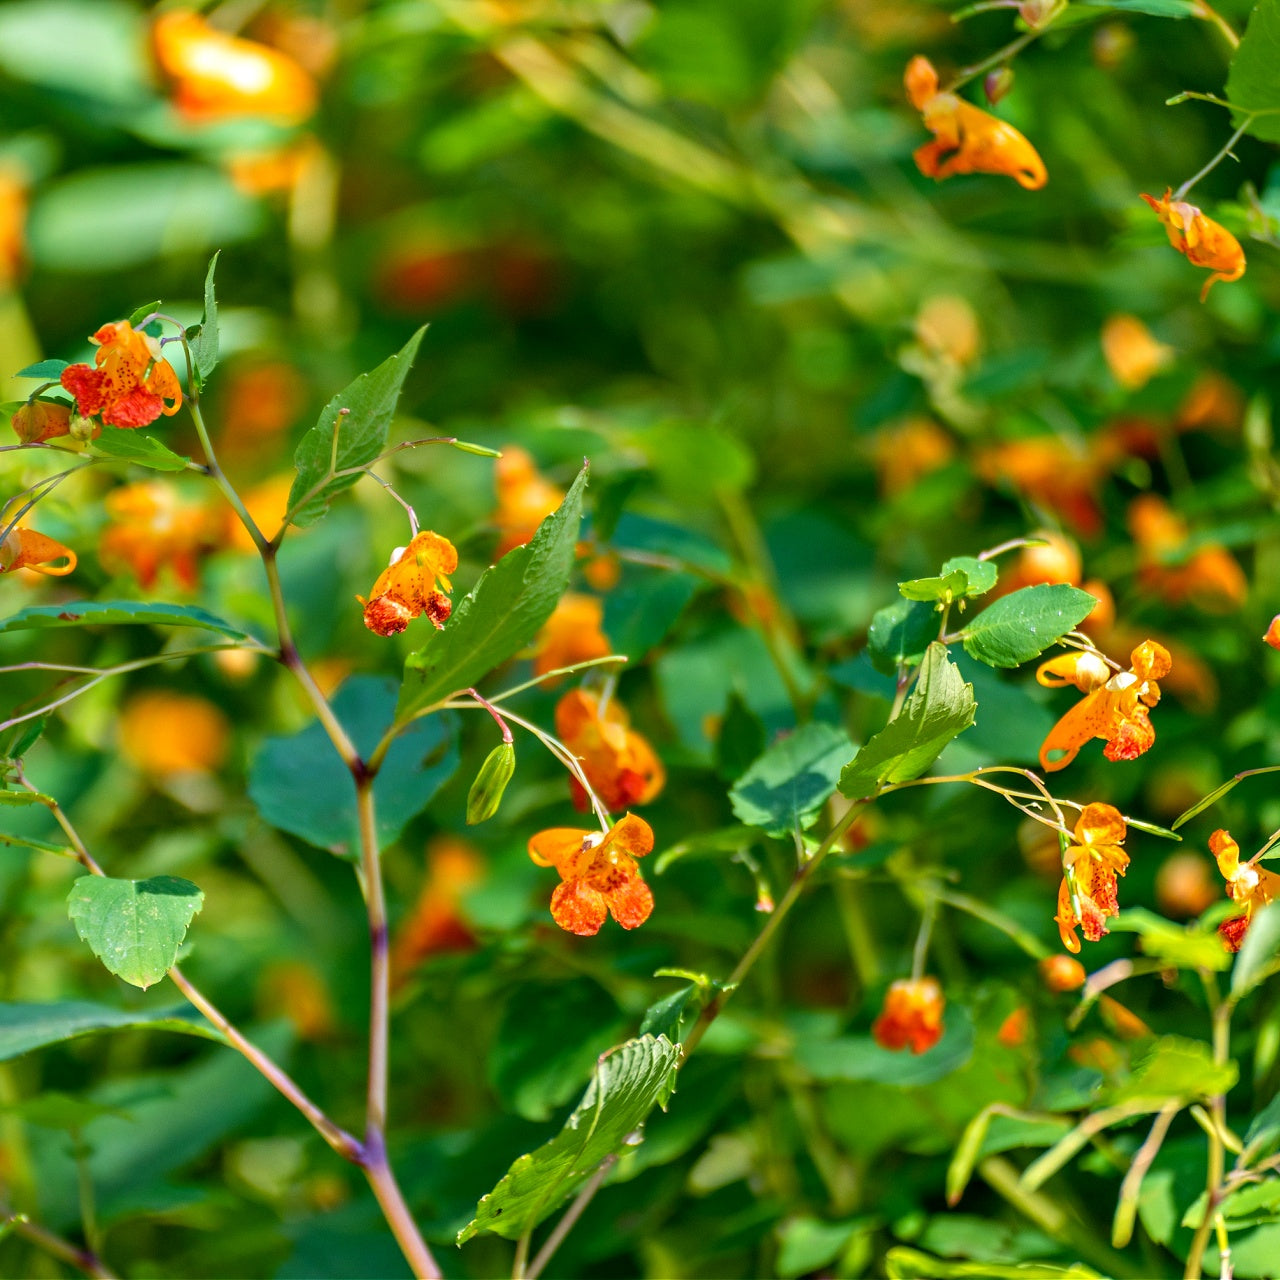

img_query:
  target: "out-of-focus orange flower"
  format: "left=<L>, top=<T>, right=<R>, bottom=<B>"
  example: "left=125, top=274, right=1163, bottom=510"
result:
left=493, top=446, right=563, bottom=559
left=1038, top=640, right=1171, bottom=772
left=556, top=688, right=665, bottom=813
left=359, top=531, right=457, bottom=637
left=99, top=482, right=220, bottom=590
left=1068, top=1036, right=1122, bottom=1073
left=258, top=961, right=336, bottom=1040
left=1141, top=188, right=1246, bottom=302
left=226, top=474, right=295, bottom=552
left=915, top=295, right=981, bottom=366
left=1155, top=852, right=1218, bottom=918
left=997, top=1005, right=1030, bottom=1047
left=528, top=813, right=654, bottom=936
left=10, top=400, right=88, bottom=445
left=217, top=359, right=306, bottom=462
left=391, top=836, right=485, bottom=984
left=1212, top=828, right=1280, bottom=952
left=118, top=690, right=230, bottom=776
left=872, top=976, right=945, bottom=1054
left=151, top=10, right=317, bottom=125
left=1039, top=954, right=1086, bottom=992
left=531, top=593, right=612, bottom=679
left=1266, top=615, right=1280, bottom=650
left=1101, top=315, right=1173, bottom=391
left=1099, top=995, right=1151, bottom=1040
left=1054, top=802, right=1129, bottom=953
left=1128, top=494, right=1246, bottom=613
left=0, top=166, right=27, bottom=288
left=61, top=322, right=182, bottom=430
left=225, top=135, right=322, bottom=198
left=0, top=526, right=76, bottom=577
left=1176, top=372, right=1242, bottom=434
left=905, top=56, right=1047, bottom=190
left=873, top=417, right=955, bottom=497
left=975, top=437, right=1106, bottom=537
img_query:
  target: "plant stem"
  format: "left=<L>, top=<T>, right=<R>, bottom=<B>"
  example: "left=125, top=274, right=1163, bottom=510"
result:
left=524, top=1155, right=617, bottom=1280
left=4, top=1212, right=118, bottom=1280
left=1194, top=0, right=1240, bottom=49
left=1173, top=116, right=1254, bottom=201
left=1184, top=970, right=1231, bottom=1279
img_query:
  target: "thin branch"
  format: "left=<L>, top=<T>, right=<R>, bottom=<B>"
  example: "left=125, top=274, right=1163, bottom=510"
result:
left=524, top=1155, right=618, bottom=1280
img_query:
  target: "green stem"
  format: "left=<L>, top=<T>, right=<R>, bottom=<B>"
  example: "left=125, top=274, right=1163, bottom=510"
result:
left=1173, top=116, right=1255, bottom=201
left=3, top=1212, right=118, bottom=1280
left=1184, top=970, right=1231, bottom=1279
left=944, top=27, right=1043, bottom=94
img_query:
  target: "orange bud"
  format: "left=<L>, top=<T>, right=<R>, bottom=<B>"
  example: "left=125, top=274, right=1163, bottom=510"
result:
left=1265, top=615, right=1280, bottom=650
left=1155, top=852, right=1217, bottom=918
left=1039, top=954, right=1086, bottom=993
left=11, top=400, right=74, bottom=444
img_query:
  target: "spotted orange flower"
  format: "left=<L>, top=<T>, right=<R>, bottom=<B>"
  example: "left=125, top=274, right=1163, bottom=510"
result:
left=1054, top=803, right=1129, bottom=953
left=1101, top=314, right=1173, bottom=391
left=905, top=56, right=1047, bottom=190
left=0, top=525, right=76, bottom=577
left=556, top=688, right=665, bottom=813
left=1037, top=640, right=1171, bottom=772
left=531, top=593, right=612, bottom=678
left=358, top=531, right=457, bottom=637
left=872, top=977, right=945, bottom=1054
left=98, top=482, right=220, bottom=590
left=1141, top=188, right=1246, bottom=301
left=60, top=321, right=182, bottom=430
left=151, top=10, right=317, bottom=125
left=1211, top=828, right=1280, bottom=953
left=1128, top=493, right=1246, bottom=613
left=528, top=813, right=654, bottom=936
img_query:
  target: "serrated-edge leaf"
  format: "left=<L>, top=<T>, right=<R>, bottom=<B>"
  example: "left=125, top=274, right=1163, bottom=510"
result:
left=191, top=252, right=220, bottom=384
left=1232, top=902, right=1280, bottom=999
left=729, top=721, right=856, bottom=836
left=397, top=467, right=587, bottom=720
left=14, top=359, right=70, bottom=380
left=0, top=601, right=251, bottom=639
left=1227, top=0, right=1280, bottom=141
left=942, top=555, right=999, bottom=597
left=91, top=428, right=191, bottom=472
left=898, top=568, right=969, bottom=602
left=458, top=1035, right=680, bottom=1242
left=960, top=584, right=1097, bottom=669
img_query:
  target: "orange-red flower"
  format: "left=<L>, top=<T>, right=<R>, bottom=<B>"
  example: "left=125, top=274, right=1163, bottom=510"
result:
left=1212, top=828, right=1280, bottom=953
left=974, top=437, right=1108, bottom=537
left=391, top=836, right=485, bottom=984
left=60, top=321, right=182, bottom=430
left=528, top=813, right=654, bottom=936
left=872, top=977, right=945, bottom=1054
left=11, top=400, right=84, bottom=445
left=358, top=531, right=457, bottom=637
left=1053, top=803, right=1129, bottom=953
left=0, top=164, right=27, bottom=287
left=1037, top=640, right=1171, bottom=772
left=1141, top=188, right=1246, bottom=302
left=1128, top=494, right=1246, bottom=613
left=1266, top=615, right=1280, bottom=651
left=905, top=56, right=1047, bottom=190
left=531, top=593, right=612, bottom=678
left=556, top=688, right=665, bottom=813
left=98, top=482, right=220, bottom=590
left=1101, top=314, right=1173, bottom=391
left=0, top=525, right=76, bottom=577
left=492, top=446, right=564, bottom=559
left=151, top=10, right=317, bottom=125
left=1039, top=954, right=1086, bottom=992
left=872, top=417, right=955, bottom=497
left=118, top=690, right=230, bottom=776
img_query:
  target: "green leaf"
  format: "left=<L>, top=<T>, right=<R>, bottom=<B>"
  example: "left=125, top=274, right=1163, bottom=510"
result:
left=867, top=598, right=937, bottom=675
left=1227, top=0, right=1280, bottom=142
left=287, top=327, right=426, bottom=526
left=839, top=644, right=976, bottom=799
left=189, top=251, right=220, bottom=387
left=1232, top=903, right=1280, bottom=1000
left=730, top=722, right=856, bottom=837
left=14, top=359, right=69, bottom=380
left=1172, top=766, right=1280, bottom=829
left=1080, top=0, right=1199, bottom=15
left=1109, top=1036, right=1237, bottom=1105
left=66, top=876, right=204, bottom=990
left=0, top=601, right=251, bottom=639
left=899, top=557, right=998, bottom=604
left=126, top=299, right=161, bottom=329
left=1109, top=909, right=1230, bottom=971
left=794, top=1006, right=975, bottom=1086
left=640, top=972, right=730, bottom=1044
left=1244, top=1090, right=1280, bottom=1159
left=884, top=1246, right=1102, bottom=1279
left=91, top=427, right=191, bottom=472
left=249, top=677, right=458, bottom=857
left=0, top=715, right=47, bottom=760
left=960, top=585, right=1097, bottom=669
left=0, top=832, right=70, bottom=856
left=777, top=1216, right=868, bottom=1279
left=397, top=466, right=587, bottom=721
left=458, top=1034, right=681, bottom=1242
left=4, top=1091, right=131, bottom=1130
left=0, top=1000, right=223, bottom=1061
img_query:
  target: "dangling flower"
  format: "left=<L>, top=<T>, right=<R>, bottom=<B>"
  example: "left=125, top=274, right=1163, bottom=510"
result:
left=556, top=688, right=665, bottom=813
left=1039, top=954, right=1086, bottom=992
left=60, top=321, right=182, bottom=430
left=528, top=813, right=654, bottom=936
left=0, top=525, right=76, bottom=577
left=358, top=531, right=457, bottom=637
left=1211, top=828, right=1280, bottom=953
left=905, top=56, right=1047, bottom=190
left=1053, top=803, right=1129, bottom=953
left=492, top=446, right=564, bottom=559
left=1101, top=314, right=1173, bottom=391
left=531, top=593, right=612, bottom=678
left=1128, top=494, right=1246, bottom=613
left=1266, top=615, right=1280, bottom=651
left=1038, top=640, right=1172, bottom=771
left=872, top=977, right=945, bottom=1054
left=99, top=482, right=220, bottom=591
left=1140, top=188, right=1246, bottom=302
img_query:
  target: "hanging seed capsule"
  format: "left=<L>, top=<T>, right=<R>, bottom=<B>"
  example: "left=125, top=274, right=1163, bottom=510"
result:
left=466, top=742, right=516, bottom=824
left=984, top=67, right=1014, bottom=106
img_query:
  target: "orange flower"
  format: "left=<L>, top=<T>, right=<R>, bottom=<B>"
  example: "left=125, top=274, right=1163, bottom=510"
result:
left=60, top=321, right=182, bottom=429
left=975, top=437, right=1107, bottom=537
left=1155, top=852, right=1218, bottom=918
left=905, top=56, right=1047, bottom=190
left=1101, top=315, right=1172, bottom=391
left=151, top=10, right=317, bottom=125
left=1039, top=954, right=1086, bottom=993
left=1128, top=494, right=1246, bottom=613
left=1211, top=828, right=1280, bottom=953
left=872, top=417, right=955, bottom=497
left=391, top=836, right=485, bottom=984
left=0, top=526, right=76, bottom=577
left=258, top=961, right=336, bottom=1041
left=528, top=813, right=654, bottom=936
left=556, top=688, right=665, bottom=813
left=118, top=690, right=230, bottom=776
left=872, top=977, right=945, bottom=1054
left=531, top=593, right=612, bottom=678
left=11, top=400, right=84, bottom=445
left=1141, top=188, right=1246, bottom=302
left=1266, top=615, right=1280, bottom=650
left=492, top=446, right=564, bottom=559
left=0, top=164, right=27, bottom=288
left=1037, top=640, right=1171, bottom=772
left=997, top=1005, right=1030, bottom=1048
left=358, top=531, right=457, bottom=637
left=99, top=482, right=220, bottom=590
left=1053, top=802, right=1129, bottom=953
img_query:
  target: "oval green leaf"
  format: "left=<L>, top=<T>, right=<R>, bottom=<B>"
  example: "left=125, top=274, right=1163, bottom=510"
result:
left=960, top=584, right=1098, bottom=669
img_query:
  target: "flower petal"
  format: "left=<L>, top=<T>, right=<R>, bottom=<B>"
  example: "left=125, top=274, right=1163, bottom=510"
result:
left=605, top=871, right=653, bottom=930
left=527, top=827, right=591, bottom=869
left=604, top=813, right=654, bottom=859
left=550, top=879, right=608, bottom=935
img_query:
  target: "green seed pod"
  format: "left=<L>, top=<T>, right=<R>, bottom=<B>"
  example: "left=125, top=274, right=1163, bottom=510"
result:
left=466, top=742, right=516, bottom=824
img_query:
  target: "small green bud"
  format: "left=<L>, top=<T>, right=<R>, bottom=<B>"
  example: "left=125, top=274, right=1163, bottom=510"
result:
left=466, top=742, right=516, bottom=824
left=450, top=439, right=503, bottom=457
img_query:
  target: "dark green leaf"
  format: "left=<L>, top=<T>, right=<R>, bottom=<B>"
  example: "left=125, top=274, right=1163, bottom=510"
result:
left=730, top=722, right=856, bottom=836
left=14, top=359, right=69, bottom=380
left=126, top=299, right=161, bottom=329
left=67, top=875, right=204, bottom=990
left=0, top=715, right=47, bottom=759
left=1227, top=0, right=1280, bottom=142
left=795, top=1006, right=975, bottom=1086
left=190, top=251, right=220, bottom=386
left=715, top=691, right=767, bottom=781
left=0, top=1000, right=223, bottom=1062
left=960, top=585, right=1098, bottom=669
left=459, top=1034, right=681, bottom=1242
left=287, top=327, right=426, bottom=526
left=839, top=644, right=976, bottom=798
left=397, top=466, right=587, bottom=721
left=867, top=598, right=938, bottom=675
left=91, top=427, right=191, bottom=472
left=1232, top=903, right=1280, bottom=1000
left=0, top=601, right=251, bottom=639
left=602, top=569, right=700, bottom=664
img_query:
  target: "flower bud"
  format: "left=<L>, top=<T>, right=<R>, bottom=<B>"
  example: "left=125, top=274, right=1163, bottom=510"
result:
left=466, top=742, right=516, bottom=825
left=1019, top=0, right=1065, bottom=26
left=68, top=413, right=101, bottom=443
left=984, top=67, right=1014, bottom=106
left=1265, top=615, right=1280, bottom=650
left=12, top=399, right=72, bottom=444
left=1039, top=954, right=1086, bottom=993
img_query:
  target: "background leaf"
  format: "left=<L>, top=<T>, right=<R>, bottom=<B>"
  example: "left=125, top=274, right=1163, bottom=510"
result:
left=0, top=1000, right=223, bottom=1061
left=0, top=601, right=251, bottom=638
left=960, top=585, right=1098, bottom=669
left=730, top=721, right=856, bottom=836
left=1227, top=0, right=1280, bottom=142
left=190, top=251, right=220, bottom=386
